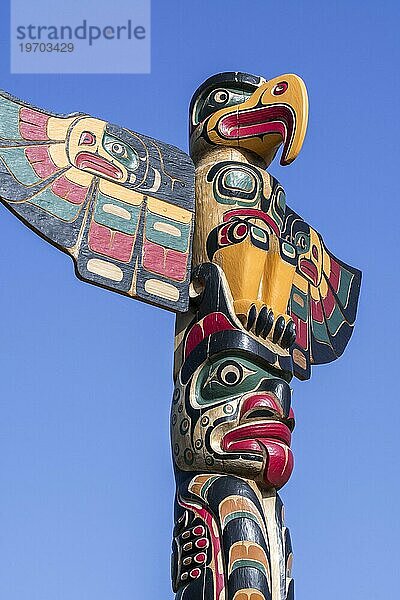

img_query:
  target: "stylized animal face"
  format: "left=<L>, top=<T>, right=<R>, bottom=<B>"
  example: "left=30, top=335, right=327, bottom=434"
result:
left=171, top=350, right=295, bottom=489
left=192, top=155, right=297, bottom=345
left=292, top=222, right=324, bottom=288
left=67, top=117, right=145, bottom=184
left=189, top=71, right=308, bottom=166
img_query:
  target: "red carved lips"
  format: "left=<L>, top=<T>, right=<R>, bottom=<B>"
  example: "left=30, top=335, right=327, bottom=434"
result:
left=299, top=258, right=319, bottom=286
left=218, top=104, right=295, bottom=162
left=222, top=421, right=292, bottom=451
left=221, top=393, right=294, bottom=489
left=75, top=152, right=123, bottom=180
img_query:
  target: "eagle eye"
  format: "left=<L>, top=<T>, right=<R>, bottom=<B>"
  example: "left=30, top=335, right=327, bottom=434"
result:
left=212, top=89, right=229, bottom=104
left=194, top=85, right=255, bottom=125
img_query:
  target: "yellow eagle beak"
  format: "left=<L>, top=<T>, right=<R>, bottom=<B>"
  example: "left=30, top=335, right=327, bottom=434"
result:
left=206, top=74, right=309, bottom=166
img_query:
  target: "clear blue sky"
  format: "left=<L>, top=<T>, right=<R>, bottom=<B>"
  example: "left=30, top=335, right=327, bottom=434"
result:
left=0, top=1, right=399, bottom=599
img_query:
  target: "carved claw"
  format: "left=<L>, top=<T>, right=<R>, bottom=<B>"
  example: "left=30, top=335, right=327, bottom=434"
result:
left=241, top=303, right=296, bottom=349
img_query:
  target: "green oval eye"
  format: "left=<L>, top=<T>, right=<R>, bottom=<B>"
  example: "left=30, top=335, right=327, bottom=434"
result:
left=224, top=169, right=255, bottom=193
left=102, top=133, right=139, bottom=171
left=294, top=231, right=310, bottom=254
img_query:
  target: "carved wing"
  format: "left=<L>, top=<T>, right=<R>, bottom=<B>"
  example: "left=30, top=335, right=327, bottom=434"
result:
left=0, top=91, right=195, bottom=312
left=283, top=207, right=361, bottom=380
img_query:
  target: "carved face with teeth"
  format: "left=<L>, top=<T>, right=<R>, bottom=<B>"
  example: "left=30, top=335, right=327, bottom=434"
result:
left=171, top=347, right=295, bottom=490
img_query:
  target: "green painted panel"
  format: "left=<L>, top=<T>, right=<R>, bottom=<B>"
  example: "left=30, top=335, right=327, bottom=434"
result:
left=231, top=559, right=267, bottom=577
left=0, top=147, right=40, bottom=185
left=224, top=169, right=254, bottom=192
left=311, top=315, right=331, bottom=344
left=0, top=96, right=21, bottom=140
left=223, top=510, right=260, bottom=527
left=326, top=304, right=345, bottom=336
left=336, top=266, right=353, bottom=308
left=145, top=211, right=190, bottom=252
left=94, top=192, right=141, bottom=234
left=29, top=187, right=81, bottom=221
left=290, top=286, right=308, bottom=321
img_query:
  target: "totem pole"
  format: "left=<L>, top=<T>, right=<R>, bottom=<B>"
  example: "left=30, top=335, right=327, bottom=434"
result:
left=0, top=72, right=361, bottom=600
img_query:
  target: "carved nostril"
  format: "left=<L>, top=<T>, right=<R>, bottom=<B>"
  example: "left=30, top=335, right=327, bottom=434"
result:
left=312, top=245, right=318, bottom=260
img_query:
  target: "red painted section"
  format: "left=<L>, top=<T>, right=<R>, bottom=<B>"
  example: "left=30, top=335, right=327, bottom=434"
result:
left=329, top=256, right=341, bottom=293
left=179, top=498, right=225, bottom=599
left=299, top=258, right=319, bottom=286
left=89, top=221, right=134, bottom=262
left=231, top=119, right=286, bottom=141
left=19, top=107, right=49, bottom=141
left=185, top=324, right=203, bottom=357
left=224, top=439, right=262, bottom=453
left=240, top=393, right=284, bottom=418
left=52, top=175, right=87, bottom=205
left=322, top=286, right=335, bottom=319
left=203, top=313, right=234, bottom=338
left=194, top=553, right=206, bottom=564
left=272, top=82, right=288, bottom=95
left=222, top=420, right=294, bottom=489
left=79, top=131, right=96, bottom=146
left=292, top=314, right=308, bottom=349
left=75, top=151, right=123, bottom=180
left=184, top=312, right=235, bottom=358
left=222, top=422, right=292, bottom=449
left=311, top=298, right=324, bottom=323
left=218, top=222, right=231, bottom=246
left=25, top=145, right=58, bottom=178
left=190, top=568, right=201, bottom=579
left=262, top=440, right=294, bottom=489
left=219, top=105, right=293, bottom=146
left=143, top=240, right=187, bottom=281
left=235, top=223, right=248, bottom=237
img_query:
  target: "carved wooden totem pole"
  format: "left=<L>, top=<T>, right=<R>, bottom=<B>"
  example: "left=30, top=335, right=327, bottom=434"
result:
left=0, top=72, right=361, bottom=600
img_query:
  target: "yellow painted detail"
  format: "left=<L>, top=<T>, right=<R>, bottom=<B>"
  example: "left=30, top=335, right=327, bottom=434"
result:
left=48, top=143, right=69, bottom=168
left=47, top=115, right=78, bottom=141
left=99, top=179, right=144, bottom=205
left=147, top=196, right=192, bottom=223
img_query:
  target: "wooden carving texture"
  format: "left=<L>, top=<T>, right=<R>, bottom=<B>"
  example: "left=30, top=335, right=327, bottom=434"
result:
left=0, top=72, right=361, bottom=600
left=171, top=71, right=361, bottom=600
left=0, top=92, right=195, bottom=312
